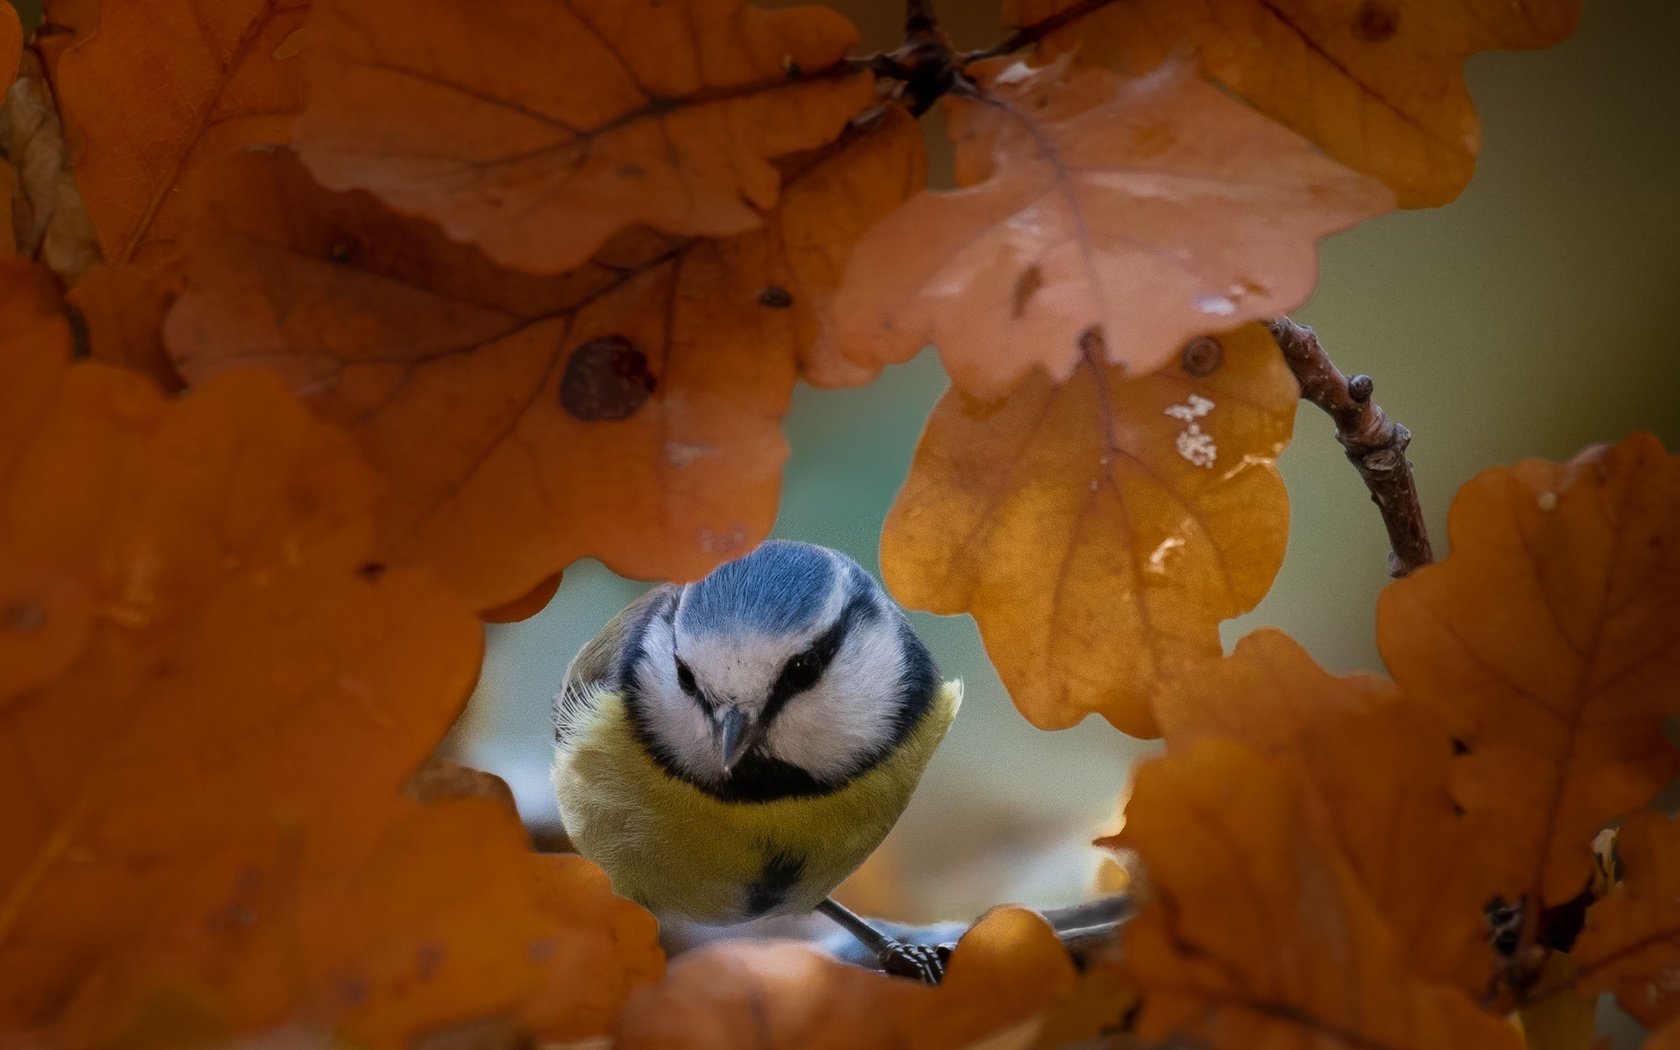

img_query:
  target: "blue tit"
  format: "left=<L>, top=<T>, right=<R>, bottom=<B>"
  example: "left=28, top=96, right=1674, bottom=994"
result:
left=551, top=540, right=961, bottom=981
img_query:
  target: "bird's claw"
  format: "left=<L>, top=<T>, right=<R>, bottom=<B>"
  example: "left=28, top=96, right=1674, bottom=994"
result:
left=879, top=940, right=954, bottom=985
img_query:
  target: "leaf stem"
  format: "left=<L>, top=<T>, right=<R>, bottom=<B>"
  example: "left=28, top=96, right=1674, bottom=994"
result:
left=1264, top=316, right=1435, bottom=578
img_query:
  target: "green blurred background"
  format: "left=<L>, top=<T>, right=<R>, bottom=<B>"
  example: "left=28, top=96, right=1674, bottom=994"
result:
left=448, top=0, right=1680, bottom=932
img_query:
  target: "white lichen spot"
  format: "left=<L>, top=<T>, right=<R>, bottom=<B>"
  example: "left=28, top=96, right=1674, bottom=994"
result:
left=1163, top=394, right=1215, bottom=423
left=665, top=441, right=712, bottom=468
left=1146, top=536, right=1186, bottom=574
left=1537, top=491, right=1558, bottom=512
left=1165, top=395, right=1218, bottom=468
left=1176, top=427, right=1218, bottom=468
left=1194, top=293, right=1237, bottom=316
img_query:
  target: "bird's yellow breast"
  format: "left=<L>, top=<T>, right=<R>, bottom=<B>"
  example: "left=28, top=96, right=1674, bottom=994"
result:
left=553, top=681, right=961, bottom=924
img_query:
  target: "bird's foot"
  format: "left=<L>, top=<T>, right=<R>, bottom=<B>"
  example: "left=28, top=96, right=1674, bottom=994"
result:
left=878, top=940, right=953, bottom=985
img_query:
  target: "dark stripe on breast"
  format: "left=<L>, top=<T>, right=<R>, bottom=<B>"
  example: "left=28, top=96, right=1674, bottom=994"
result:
left=745, top=848, right=808, bottom=917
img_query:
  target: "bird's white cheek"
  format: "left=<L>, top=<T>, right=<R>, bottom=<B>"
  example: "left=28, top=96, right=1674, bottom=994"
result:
left=766, top=677, right=895, bottom=781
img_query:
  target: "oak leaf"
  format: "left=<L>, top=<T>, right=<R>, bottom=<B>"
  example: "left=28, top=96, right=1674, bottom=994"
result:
left=1154, top=629, right=1497, bottom=994
left=1570, top=810, right=1680, bottom=1031
left=295, top=0, right=874, bottom=274
left=1108, top=740, right=1522, bottom=1050
left=1, top=53, right=102, bottom=280
left=66, top=264, right=184, bottom=392
left=835, top=57, right=1390, bottom=399
left=1006, top=0, right=1581, bottom=207
left=614, top=906, right=1075, bottom=1049
left=881, top=323, right=1298, bottom=736
left=1377, top=433, right=1680, bottom=907
left=0, top=362, right=660, bottom=1044
left=0, top=260, right=83, bottom=703
left=52, top=0, right=308, bottom=270
left=1651, top=1020, right=1680, bottom=1050
left=168, top=111, right=923, bottom=609
left=0, top=258, right=73, bottom=483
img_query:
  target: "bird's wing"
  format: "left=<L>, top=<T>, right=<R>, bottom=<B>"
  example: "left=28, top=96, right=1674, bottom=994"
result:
left=552, top=583, right=677, bottom=742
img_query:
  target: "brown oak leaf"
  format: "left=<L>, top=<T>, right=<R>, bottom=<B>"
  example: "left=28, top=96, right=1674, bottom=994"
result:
left=167, top=111, right=924, bottom=609
left=835, top=57, right=1390, bottom=399
left=66, top=263, right=184, bottom=392
left=881, top=323, right=1297, bottom=736
left=1108, top=740, right=1523, bottom=1049
left=0, top=361, right=661, bottom=1044
left=1377, top=433, right=1680, bottom=907
left=52, top=0, right=309, bottom=271
left=1005, top=0, right=1581, bottom=207
left=1571, top=810, right=1680, bottom=1031
left=295, top=0, right=874, bottom=274
left=615, top=906, right=1075, bottom=1049
left=1154, top=629, right=1500, bottom=995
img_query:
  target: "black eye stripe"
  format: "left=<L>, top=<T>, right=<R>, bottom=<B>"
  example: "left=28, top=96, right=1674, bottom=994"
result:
left=760, top=589, right=876, bottom=726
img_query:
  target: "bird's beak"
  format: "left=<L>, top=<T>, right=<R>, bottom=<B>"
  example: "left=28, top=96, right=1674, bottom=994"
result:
left=717, top=708, right=759, bottom=776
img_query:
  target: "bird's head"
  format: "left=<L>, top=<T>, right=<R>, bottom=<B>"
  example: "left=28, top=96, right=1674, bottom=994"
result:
left=623, top=541, right=938, bottom=798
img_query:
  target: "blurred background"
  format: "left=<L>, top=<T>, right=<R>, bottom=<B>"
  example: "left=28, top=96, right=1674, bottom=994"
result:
left=446, top=0, right=1680, bottom=942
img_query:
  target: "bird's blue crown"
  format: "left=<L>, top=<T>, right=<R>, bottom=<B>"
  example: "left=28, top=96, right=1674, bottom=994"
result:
left=678, top=540, right=859, bottom=636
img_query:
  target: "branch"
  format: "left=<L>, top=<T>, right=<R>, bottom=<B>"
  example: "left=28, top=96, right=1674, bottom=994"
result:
left=1264, top=317, right=1435, bottom=578
left=967, top=0, right=1120, bottom=61
left=818, top=893, right=1132, bottom=974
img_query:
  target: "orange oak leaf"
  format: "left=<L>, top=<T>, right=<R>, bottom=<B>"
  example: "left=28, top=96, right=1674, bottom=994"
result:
left=480, top=571, right=564, bottom=625
left=1005, top=0, right=1581, bottom=208
left=0, top=262, right=87, bottom=702
left=0, top=258, right=73, bottom=484
left=834, top=57, right=1391, bottom=399
left=1377, top=433, right=1680, bottom=907
left=52, top=0, right=309, bottom=270
left=881, top=323, right=1298, bottom=736
left=1153, top=629, right=1498, bottom=994
left=33, top=0, right=101, bottom=78
left=168, top=111, right=923, bottom=609
left=295, top=0, right=874, bottom=274
left=0, top=363, right=661, bottom=1044
left=1108, top=740, right=1522, bottom=1050
left=66, top=264, right=184, bottom=392
left=615, top=906, right=1075, bottom=1049
left=1570, top=810, right=1680, bottom=1031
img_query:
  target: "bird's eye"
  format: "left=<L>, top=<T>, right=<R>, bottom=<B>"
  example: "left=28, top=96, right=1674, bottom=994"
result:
left=778, top=650, right=823, bottom=694
left=674, top=657, right=697, bottom=695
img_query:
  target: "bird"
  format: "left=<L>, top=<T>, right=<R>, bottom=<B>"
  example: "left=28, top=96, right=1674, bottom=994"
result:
left=551, top=539, right=962, bottom=982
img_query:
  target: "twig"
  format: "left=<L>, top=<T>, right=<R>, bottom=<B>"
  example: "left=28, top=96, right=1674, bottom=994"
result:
left=819, top=893, right=1132, bottom=975
left=1264, top=317, right=1435, bottom=578
left=967, top=0, right=1120, bottom=61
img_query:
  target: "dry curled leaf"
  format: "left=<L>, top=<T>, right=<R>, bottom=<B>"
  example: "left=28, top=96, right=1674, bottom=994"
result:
left=169, top=111, right=923, bottom=609
left=1377, top=433, right=1680, bottom=907
left=881, top=323, right=1297, bottom=736
left=52, top=0, right=309, bottom=270
left=1571, top=810, right=1680, bottom=1031
left=614, top=906, right=1075, bottom=1049
left=0, top=362, right=660, bottom=1044
left=295, top=0, right=874, bottom=274
left=1007, top=0, right=1581, bottom=208
left=1, top=54, right=102, bottom=280
left=1154, top=629, right=1498, bottom=994
left=835, top=57, right=1390, bottom=399
left=1109, top=740, right=1522, bottom=1050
